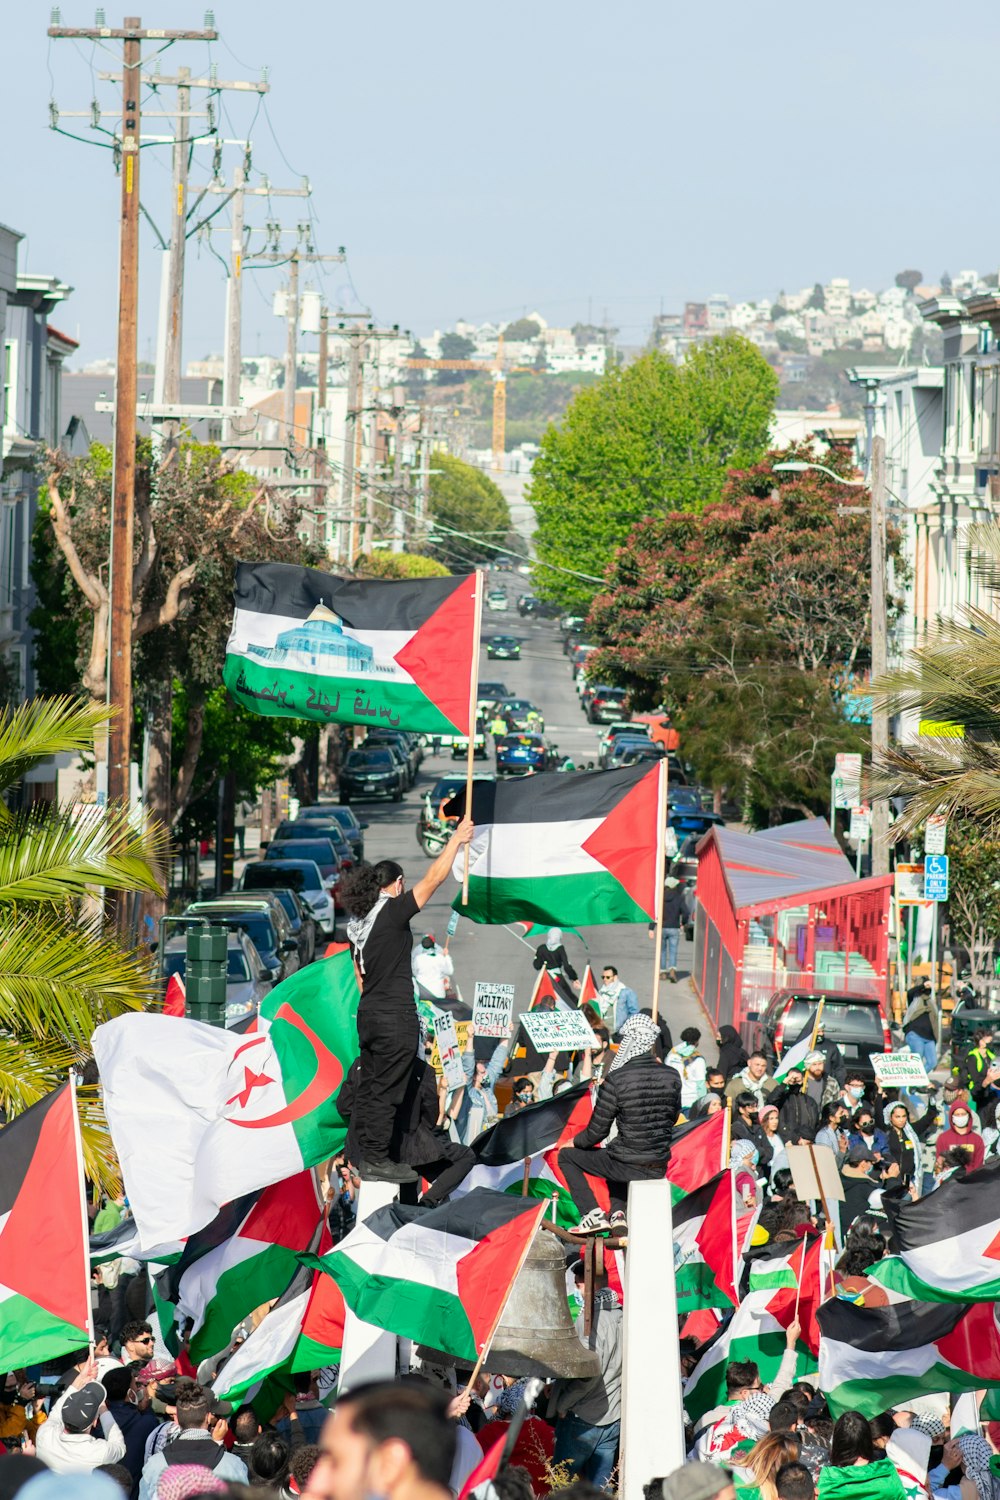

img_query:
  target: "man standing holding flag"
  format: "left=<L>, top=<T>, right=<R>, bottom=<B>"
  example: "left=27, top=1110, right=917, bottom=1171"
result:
left=343, top=820, right=473, bottom=1183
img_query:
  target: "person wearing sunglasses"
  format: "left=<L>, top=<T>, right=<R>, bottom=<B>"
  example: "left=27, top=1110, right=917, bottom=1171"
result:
left=119, top=1320, right=155, bottom=1365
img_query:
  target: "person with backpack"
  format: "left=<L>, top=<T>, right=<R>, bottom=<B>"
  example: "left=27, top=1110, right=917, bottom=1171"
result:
left=138, top=1385, right=247, bottom=1500
left=666, top=1027, right=708, bottom=1110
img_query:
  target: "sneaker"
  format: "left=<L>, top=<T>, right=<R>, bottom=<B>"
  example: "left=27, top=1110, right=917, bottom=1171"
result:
left=669, top=968, right=678, bottom=983
left=361, top=1157, right=418, bottom=1184
left=571, top=1208, right=610, bottom=1235
left=609, top=1211, right=628, bottom=1232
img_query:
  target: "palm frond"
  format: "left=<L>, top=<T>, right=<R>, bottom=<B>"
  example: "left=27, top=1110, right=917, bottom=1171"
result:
left=873, top=738, right=1000, bottom=840
left=0, top=803, right=167, bottom=906
left=872, top=612, right=1000, bottom=735
left=0, top=1040, right=121, bottom=1195
left=0, top=910, right=155, bottom=1046
left=966, top=521, right=1000, bottom=596
left=0, top=697, right=111, bottom=796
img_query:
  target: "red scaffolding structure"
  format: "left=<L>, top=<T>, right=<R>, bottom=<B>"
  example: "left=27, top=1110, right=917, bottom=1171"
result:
left=691, top=818, right=892, bottom=1040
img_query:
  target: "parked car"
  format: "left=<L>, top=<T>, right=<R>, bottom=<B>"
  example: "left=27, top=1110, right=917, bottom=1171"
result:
left=486, top=634, right=522, bottom=661
left=273, top=818, right=354, bottom=869
left=496, top=698, right=543, bottom=732
left=560, top=613, right=586, bottom=635
left=486, top=588, right=509, bottom=612
left=620, top=744, right=665, bottom=768
left=755, top=990, right=893, bottom=1082
left=605, top=734, right=657, bottom=769
left=325, top=804, right=367, bottom=861
left=236, top=884, right=317, bottom=966
left=599, top=721, right=643, bottom=766
left=588, top=687, right=628, bottom=724
left=266, top=837, right=344, bottom=909
left=496, top=733, right=555, bottom=777
left=666, top=786, right=723, bottom=840
left=185, top=897, right=301, bottom=984
left=451, top=720, right=488, bottom=760
left=517, top=595, right=541, bottom=617
left=239, top=857, right=335, bottom=939
left=364, top=728, right=422, bottom=781
left=418, top=772, right=495, bottom=855
left=339, top=747, right=404, bottom=803
left=160, top=928, right=273, bottom=1028
left=361, top=736, right=413, bottom=789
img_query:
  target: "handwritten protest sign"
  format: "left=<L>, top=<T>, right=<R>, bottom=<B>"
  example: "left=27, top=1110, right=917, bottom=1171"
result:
left=520, top=1009, right=598, bottom=1054
left=473, top=981, right=516, bottom=1038
left=433, top=1011, right=466, bottom=1091
left=869, top=1051, right=929, bottom=1089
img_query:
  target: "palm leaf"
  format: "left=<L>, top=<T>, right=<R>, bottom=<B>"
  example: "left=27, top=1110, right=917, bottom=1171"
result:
left=0, top=697, right=112, bottom=797
left=0, top=910, right=155, bottom=1046
left=0, top=803, right=167, bottom=906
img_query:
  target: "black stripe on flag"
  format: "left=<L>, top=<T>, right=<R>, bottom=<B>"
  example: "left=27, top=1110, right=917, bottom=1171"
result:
left=816, top=1293, right=965, bottom=1352
left=672, top=1172, right=726, bottom=1228
left=361, top=1187, right=542, bottom=1246
left=0, top=1085, right=69, bottom=1219
left=883, top=1157, right=1000, bottom=1249
left=443, top=761, right=653, bottom=825
left=156, top=1191, right=258, bottom=1303
left=472, top=1084, right=590, bottom=1167
left=233, top=562, right=465, bottom=631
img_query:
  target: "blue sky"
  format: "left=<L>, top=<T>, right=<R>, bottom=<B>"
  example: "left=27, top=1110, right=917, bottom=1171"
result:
left=6, top=0, right=999, bottom=365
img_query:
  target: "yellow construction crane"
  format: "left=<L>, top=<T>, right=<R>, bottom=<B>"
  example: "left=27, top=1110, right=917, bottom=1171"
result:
left=405, top=334, right=534, bottom=471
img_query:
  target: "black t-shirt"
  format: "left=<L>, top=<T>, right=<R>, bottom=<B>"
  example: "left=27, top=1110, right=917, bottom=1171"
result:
left=352, top=889, right=420, bottom=1010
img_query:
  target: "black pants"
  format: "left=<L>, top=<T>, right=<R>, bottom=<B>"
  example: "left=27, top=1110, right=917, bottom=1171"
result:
left=356, top=1002, right=419, bottom=1162
left=558, top=1147, right=663, bottom=1217
left=419, top=1146, right=477, bottom=1207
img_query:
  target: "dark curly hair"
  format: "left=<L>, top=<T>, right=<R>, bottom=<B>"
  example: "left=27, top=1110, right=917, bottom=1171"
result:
left=341, top=860, right=404, bottom=917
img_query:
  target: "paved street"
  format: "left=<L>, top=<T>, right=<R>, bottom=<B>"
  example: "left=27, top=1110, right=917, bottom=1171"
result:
left=349, top=580, right=706, bottom=1043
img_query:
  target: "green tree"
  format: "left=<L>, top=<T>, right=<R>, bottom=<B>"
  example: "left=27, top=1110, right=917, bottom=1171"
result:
left=807, top=283, right=826, bottom=310
left=436, top=332, right=477, bottom=385
left=943, top=820, right=1000, bottom=982
left=502, top=318, right=542, bottom=341
left=354, top=551, right=451, bottom=579
left=529, top=336, right=778, bottom=609
left=0, top=697, right=164, bottom=1189
left=426, top=453, right=511, bottom=569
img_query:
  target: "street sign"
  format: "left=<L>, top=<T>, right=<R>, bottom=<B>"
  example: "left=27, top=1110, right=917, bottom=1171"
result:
left=832, top=775, right=857, bottom=811
left=924, top=853, right=949, bottom=902
left=833, top=753, right=863, bottom=810
left=924, top=816, right=947, bottom=855
left=895, top=863, right=927, bottom=905
left=850, top=805, right=872, bottom=843
left=835, top=752, right=863, bottom=779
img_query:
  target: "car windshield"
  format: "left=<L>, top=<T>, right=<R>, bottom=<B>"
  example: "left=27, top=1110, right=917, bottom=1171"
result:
left=480, top=683, right=508, bottom=696
left=212, top=912, right=276, bottom=953
left=264, top=889, right=297, bottom=921
left=268, top=843, right=335, bottom=877
left=245, top=863, right=315, bottom=893
left=502, top=701, right=531, bottom=712
left=781, top=998, right=883, bottom=1042
left=670, top=788, right=702, bottom=808
left=430, top=778, right=466, bottom=802
left=346, top=751, right=393, bottom=768
left=330, top=807, right=360, bottom=831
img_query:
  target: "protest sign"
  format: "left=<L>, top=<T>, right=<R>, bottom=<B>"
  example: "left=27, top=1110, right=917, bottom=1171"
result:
left=473, top=981, right=516, bottom=1038
left=786, top=1142, right=844, bottom=1208
left=520, top=1008, right=597, bottom=1054
left=869, top=1050, right=929, bottom=1089
left=433, top=1011, right=466, bottom=1091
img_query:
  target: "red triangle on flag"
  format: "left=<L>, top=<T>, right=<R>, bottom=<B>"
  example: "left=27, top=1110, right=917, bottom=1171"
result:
left=983, top=1227, right=1000, bottom=1261
left=529, top=969, right=560, bottom=1010
left=578, top=965, right=599, bottom=1010
left=163, top=972, right=186, bottom=1017
left=394, top=577, right=478, bottom=735
left=581, top=764, right=661, bottom=919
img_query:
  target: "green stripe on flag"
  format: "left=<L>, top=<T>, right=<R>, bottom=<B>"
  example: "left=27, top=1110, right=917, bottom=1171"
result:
left=309, top=1255, right=478, bottom=1363
left=868, top=1253, right=1000, bottom=1305
left=190, top=1243, right=308, bottom=1363
left=458, top=871, right=648, bottom=927
left=0, top=1294, right=89, bottom=1371
left=676, top=1264, right=733, bottom=1313
left=224, top=655, right=459, bottom=736
left=748, top=1265, right=798, bottom=1292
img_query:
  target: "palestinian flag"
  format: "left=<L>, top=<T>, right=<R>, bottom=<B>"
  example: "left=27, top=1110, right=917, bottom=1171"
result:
left=817, top=1289, right=1000, bottom=1416
left=452, top=1083, right=600, bottom=1228
left=224, top=561, right=477, bottom=735
left=528, top=968, right=572, bottom=1011
left=684, top=1288, right=817, bottom=1426
left=674, top=1173, right=738, bottom=1311
left=866, top=1159, right=1000, bottom=1302
left=668, top=1113, right=727, bottom=1204
left=0, top=1085, right=90, bottom=1368
left=304, top=1189, right=546, bottom=1363
left=214, top=1255, right=346, bottom=1405
left=167, top=1172, right=323, bottom=1362
left=577, top=965, right=600, bottom=1018
left=446, top=764, right=661, bottom=926
left=93, top=949, right=359, bottom=1247
left=746, top=1233, right=827, bottom=1355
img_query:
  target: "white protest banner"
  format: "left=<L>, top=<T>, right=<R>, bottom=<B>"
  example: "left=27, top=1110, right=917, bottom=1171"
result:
left=869, top=1050, right=929, bottom=1089
left=434, top=1012, right=466, bottom=1091
left=520, top=1008, right=598, bottom=1054
left=473, top=981, right=515, bottom=1038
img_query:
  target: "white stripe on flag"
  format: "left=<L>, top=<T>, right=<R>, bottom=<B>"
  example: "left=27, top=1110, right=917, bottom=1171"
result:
left=214, top=1289, right=309, bottom=1401
left=335, top=1218, right=476, bottom=1296
left=455, top=818, right=605, bottom=883
left=775, top=1032, right=814, bottom=1080
left=226, top=608, right=416, bottom=684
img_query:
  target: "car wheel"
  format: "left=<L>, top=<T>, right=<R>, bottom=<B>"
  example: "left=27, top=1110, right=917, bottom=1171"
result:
left=393, top=787, right=403, bottom=802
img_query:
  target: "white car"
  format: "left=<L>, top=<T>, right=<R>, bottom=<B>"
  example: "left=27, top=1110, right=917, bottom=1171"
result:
left=486, top=589, right=509, bottom=612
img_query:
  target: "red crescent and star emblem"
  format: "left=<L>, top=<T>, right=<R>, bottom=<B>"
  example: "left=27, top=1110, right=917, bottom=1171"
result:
left=223, top=1001, right=344, bottom=1129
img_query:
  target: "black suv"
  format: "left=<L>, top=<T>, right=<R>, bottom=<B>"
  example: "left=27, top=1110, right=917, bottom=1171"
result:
left=340, top=747, right=404, bottom=803
left=755, top=990, right=893, bottom=1082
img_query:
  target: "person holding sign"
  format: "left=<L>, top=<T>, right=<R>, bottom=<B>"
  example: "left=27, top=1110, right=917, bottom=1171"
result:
left=559, top=1013, right=681, bottom=1234
left=453, top=1025, right=513, bottom=1144
left=343, top=820, right=474, bottom=1183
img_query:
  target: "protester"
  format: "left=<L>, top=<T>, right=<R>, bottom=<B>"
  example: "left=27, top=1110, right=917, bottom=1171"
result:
left=100, top=1365, right=158, bottom=1498
left=411, top=934, right=454, bottom=1001
left=596, top=964, right=639, bottom=1035
left=550, top=1261, right=623, bottom=1487
left=456, top=1028, right=512, bottom=1141
left=137, top=1385, right=248, bottom=1500
left=814, top=1104, right=849, bottom=1167
left=816, top=1411, right=906, bottom=1500
left=884, top=1104, right=924, bottom=1194
left=654, top=879, right=687, bottom=983
left=755, top=1105, right=788, bottom=1182
left=692, top=1319, right=802, bottom=1460
left=304, top=1380, right=456, bottom=1500
left=716, top=1026, right=748, bottom=1081
left=660, top=1464, right=736, bottom=1500
left=118, top=1323, right=156, bottom=1368
left=739, top=1432, right=802, bottom=1500
left=559, top=1013, right=681, bottom=1233
left=901, top=979, right=938, bottom=1077
left=886, top=1426, right=931, bottom=1500
left=36, top=1360, right=126, bottom=1475
left=934, top=1102, right=986, bottom=1172
left=776, top=1071, right=820, bottom=1145
left=532, top=930, right=579, bottom=994
left=847, top=1109, right=889, bottom=1167
left=802, top=1054, right=840, bottom=1113
left=666, top=1028, right=708, bottom=1110
left=706, top=1068, right=728, bottom=1098
left=342, top=822, right=473, bottom=1183
left=732, top=1092, right=760, bottom=1144
left=837, top=1074, right=868, bottom=1116
left=725, top=1054, right=779, bottom=1108
left=730, top=1140, right=761, bottom=1208
left=775, top=1465, right=815, bottom=1500
left=839, top=1147, right=878, bottom=1233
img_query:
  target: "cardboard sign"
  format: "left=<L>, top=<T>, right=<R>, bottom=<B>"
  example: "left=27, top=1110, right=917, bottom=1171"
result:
left=786, top=1142, right=844, bottom=1206
left=519, top=1008, right=597, bottom=1054
left=869, top=1050, right=929, bottom=1089
left=433, top=1012, right=466, bottom=1091
left=473, top=981, right=516, bottom=1038
left=429, top=1017, right=472, bottom=1076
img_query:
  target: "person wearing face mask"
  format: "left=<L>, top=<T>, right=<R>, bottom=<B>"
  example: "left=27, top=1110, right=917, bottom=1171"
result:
left=839, top=1074, right=868, bottom=1114
left=847, top=1108, right=889, bottom=1167
left=666, top=1027, right=708, bottom=1110
left=839, top=1145, right=878, bottom=1233
left=504, top=1076, right=537, bottom=1115
left=934, top=1102, right=986, bottom=1172
left=884, top=1102, right=925, bottom=1194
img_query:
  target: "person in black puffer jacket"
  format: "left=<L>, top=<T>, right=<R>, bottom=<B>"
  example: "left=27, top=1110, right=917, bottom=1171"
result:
left=558, top=1013, right=681, bottom=1235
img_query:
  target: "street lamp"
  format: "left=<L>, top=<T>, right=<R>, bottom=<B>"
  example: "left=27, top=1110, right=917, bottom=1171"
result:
left=772, top=460, right=868, bottom=515
left=772, top=442, right=890, bottom=878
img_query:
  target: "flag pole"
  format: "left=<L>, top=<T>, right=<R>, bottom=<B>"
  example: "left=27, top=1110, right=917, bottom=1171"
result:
left=722, top=1095, right=733, bottom=1171
left=462, top=1198, right=549, bottom=1396
left=808, top=997, right=826, bottom=1054
left=651, top=757, right=669, bottom=1024
left=68, top=1072, right=95, bottom=1353
left=462, top=569, right=484, bottom=906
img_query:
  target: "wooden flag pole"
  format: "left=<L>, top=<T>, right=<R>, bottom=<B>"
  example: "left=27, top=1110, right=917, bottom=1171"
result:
left=68, top=1072, right=95, bottom=1353
left=462, top=569, right=485, bottom=905
left=462, top=1198, right=549, bottom=1395
left=808, top=997, right=826, bottom=1054
left=650, top=757, right=669, bottom=1023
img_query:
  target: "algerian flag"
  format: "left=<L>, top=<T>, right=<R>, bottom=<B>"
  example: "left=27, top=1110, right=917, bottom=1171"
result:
left=818, top=1290, right=1000, bottom=1416
left=445, top=765, right=661, bottom=927
left=866, top=1158, right=1000, bottom=1302
left=224, top=562, right=478, bottom=736
left=303, top=1189, right=546, bottom=1364
left=92, top=950, right=359, bottom=1247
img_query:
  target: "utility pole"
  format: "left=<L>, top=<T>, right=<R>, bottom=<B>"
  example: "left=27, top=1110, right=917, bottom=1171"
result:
left=284, top=250, right=300, bottom=451
left=223, top=164, right=246, bottom=444
left=162, top=65, right=190, bottom=452
left=391, top=409, right=406, bottom=553
left=343, top=329, right=365, bottom=564
left=318, top=306, right=329, bottom=412
left=48, top=15, right=218, bottom=869
left=870, top=434, right=890, bottom=878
